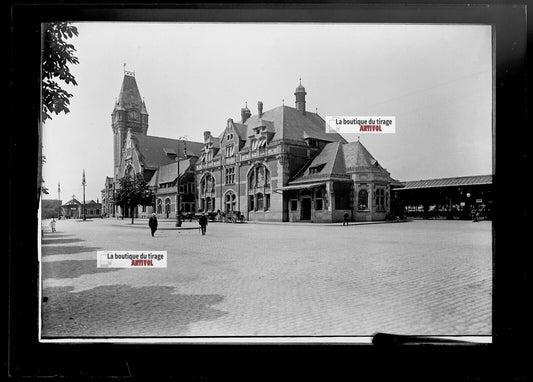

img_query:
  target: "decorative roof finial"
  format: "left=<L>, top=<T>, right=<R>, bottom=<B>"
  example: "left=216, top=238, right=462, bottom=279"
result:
left=123, top=62, right=126, bottom=72
left=282, top=98, right=284, bottom=105
left=299, top=77, right=302, bottom=85
left=316, top=107, right=318, bottom=114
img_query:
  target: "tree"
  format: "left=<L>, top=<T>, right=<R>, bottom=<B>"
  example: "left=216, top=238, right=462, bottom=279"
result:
left=114, top=173, right=154, bottom=224
left=41, top=22, right=79, bottom=122
left=39, top=22, right=79, bottom=200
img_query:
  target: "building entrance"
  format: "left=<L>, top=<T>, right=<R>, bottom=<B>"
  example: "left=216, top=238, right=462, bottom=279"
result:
left=301, top=198, right=311, bottom=220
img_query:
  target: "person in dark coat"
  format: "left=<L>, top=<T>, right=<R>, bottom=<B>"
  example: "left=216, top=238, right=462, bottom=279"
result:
left=148, top=213, right=158, bottom=237
left=343, top=212, right=350, bottom=226
left=199, top=212, right=208, bottom=235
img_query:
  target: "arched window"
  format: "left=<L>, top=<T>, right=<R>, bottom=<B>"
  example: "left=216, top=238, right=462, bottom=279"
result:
left=248, top=164, right=271, bottom=212
left=200, top=173, right=216, bottom=212
left=358, top=189, right=368, bottom=210
left=164, top=198, right=171, bottom=217
left=156, top=199, right=162, bottom=214
left=225, top=191, right=237, bottom=213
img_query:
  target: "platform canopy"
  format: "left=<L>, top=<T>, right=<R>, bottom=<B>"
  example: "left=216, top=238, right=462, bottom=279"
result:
left=396, top=175, right=492, bottom=191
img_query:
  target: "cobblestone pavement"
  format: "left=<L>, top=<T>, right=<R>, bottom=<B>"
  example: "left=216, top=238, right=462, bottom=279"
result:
left=40, top=218, right=492, bottom=338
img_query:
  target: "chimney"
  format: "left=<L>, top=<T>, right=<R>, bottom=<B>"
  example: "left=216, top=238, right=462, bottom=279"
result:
left=203, top=131, right=211, bottom=142
left=257, top=101, right=263, bottom=117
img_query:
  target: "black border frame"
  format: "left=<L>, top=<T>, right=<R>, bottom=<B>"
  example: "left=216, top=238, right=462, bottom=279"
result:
left=9, top=1, right=529, bottom=380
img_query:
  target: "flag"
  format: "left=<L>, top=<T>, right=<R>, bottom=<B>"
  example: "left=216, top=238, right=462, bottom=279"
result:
left=82, top=169, right=86, bottom=186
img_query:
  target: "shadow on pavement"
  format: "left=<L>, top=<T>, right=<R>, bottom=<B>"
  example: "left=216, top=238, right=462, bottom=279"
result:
left=42, top=233, right=74, bottom=239
left=41, top=260, right=120, bottom=279
left=41, top=245, right=101, bottom=256
left=42, top=238, right=85, bottom=245
left=41, top=285, right=227, bottom=338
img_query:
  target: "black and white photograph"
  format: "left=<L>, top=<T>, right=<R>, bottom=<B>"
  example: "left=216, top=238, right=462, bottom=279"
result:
left=37, top=21, right=494, bottom=342
left=9, top=2, right=532, bottom=380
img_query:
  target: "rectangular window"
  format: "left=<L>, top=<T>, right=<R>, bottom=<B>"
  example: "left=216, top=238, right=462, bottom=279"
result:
left=225, top=145, right=234, bottom=157
left=257, top=194, right=264, bottom=211
left=290, top=200, right=298, bottom=211
left=249, top=195, right=254, bottom=211
left=316, top=199, right=323, bottom=211
left=225, top=167, right=235, bottom=184
left=376, top=188, right=385, bottom=211
left=265, top=194, right=270, bottom=210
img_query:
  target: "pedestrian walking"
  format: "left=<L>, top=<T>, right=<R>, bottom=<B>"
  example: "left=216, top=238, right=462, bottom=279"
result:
left=199, top=212, right=208, bottom=235
left=50, top=217, right=56, bottom=232
left=343, top=212, right=349, bottom=226
left=149, top=213, right=158, bottom=237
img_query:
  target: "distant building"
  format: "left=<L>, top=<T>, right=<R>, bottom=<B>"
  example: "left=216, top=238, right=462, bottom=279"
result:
left=61, top=198, right=102, bottom=219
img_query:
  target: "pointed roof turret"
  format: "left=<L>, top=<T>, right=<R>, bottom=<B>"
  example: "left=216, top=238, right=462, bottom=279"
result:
left=117, top=72, right=143, bottom=110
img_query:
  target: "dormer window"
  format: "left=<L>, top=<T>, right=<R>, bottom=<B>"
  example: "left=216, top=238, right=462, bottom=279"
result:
left=258, top=136, right=267, bottom=148
left=309, top=163, right=326, bottom=174
left=163, top=148, right=177, bottom=159
left=251, top=139, right=259, bottom=150
left=307, top=138, right=319, bottom=148
left=206, top=151, right=213, bottom=161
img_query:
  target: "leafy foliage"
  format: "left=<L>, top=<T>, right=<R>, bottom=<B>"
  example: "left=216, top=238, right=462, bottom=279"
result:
left=114, top=173, right=154, bottom=224
left=42, top=22, right=79, bottom=122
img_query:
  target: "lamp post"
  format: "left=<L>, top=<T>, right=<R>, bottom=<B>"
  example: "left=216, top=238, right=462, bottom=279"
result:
left=176, top=136, right=187, bottom=227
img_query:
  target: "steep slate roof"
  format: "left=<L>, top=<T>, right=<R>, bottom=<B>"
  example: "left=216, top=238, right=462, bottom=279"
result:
left=397, top=175, right=492, bottom=190
left=116, top=74, right=143, bottom=110
left=232, top=122, right=248, bottom=140
left=288, top=139, right=399, bottom=186
left=241, top=105, right=347, bottom=149
left=342, top=140, right=388, bottom=172
left=132, top=134, right=203, bottom=170
left=290, top=141, right=350, bottom=184
left=147, top=158, right=192, bottom=186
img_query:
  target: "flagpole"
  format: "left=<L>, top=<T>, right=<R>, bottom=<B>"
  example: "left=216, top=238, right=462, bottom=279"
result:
left=58, top=181, right=61, bottom=219
left=82, top=169, right=86, bottom=221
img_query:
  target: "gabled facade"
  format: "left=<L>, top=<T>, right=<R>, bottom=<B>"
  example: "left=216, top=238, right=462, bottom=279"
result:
left=195, top=83, right=349, bottom=222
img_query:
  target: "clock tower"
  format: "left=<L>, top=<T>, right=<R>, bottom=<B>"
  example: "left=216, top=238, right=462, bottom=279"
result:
left=111, top=69, right=149, bottom=180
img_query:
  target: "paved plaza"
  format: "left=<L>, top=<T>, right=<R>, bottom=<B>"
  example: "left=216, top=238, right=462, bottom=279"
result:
left=40, top=218, right=492, bottom=339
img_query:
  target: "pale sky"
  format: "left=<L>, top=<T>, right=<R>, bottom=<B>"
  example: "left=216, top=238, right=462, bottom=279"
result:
left=42, top=22, right=492, bottom=203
